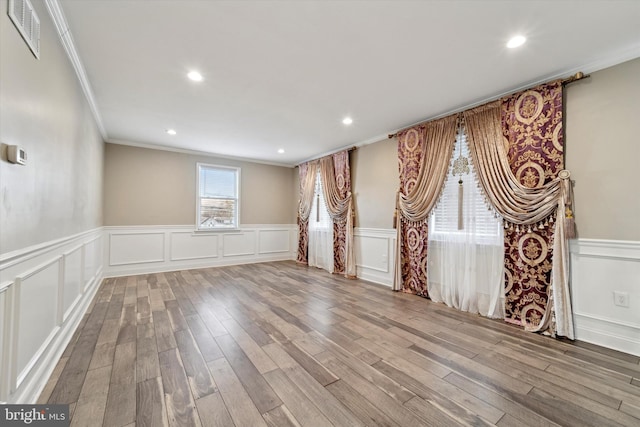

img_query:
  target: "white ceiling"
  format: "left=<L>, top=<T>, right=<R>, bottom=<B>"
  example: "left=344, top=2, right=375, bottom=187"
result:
left=58, top=0, right=640, bottom=167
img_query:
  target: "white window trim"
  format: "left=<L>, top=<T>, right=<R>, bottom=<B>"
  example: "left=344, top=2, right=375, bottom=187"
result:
left=196, top=163, right=241, bottom=231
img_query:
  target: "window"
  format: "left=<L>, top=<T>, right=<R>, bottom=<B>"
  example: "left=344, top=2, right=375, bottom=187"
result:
left=430, top=130, right=502, bottom=244
left=308, top=170, right=334, bottom=272
left=311, top=170, right=332, bottom=230
left=197, top=164, right=240, bottom=229
left=427, top=128, right=504, bottom=318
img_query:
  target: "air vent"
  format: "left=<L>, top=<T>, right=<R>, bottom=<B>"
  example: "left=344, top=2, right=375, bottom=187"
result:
left=8, top=0, right=40, bottom=59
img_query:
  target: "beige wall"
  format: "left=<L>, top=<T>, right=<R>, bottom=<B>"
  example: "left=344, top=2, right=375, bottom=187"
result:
left=104, top=143, right=296, bottom=226
left=0, top=0, right=104, bottom=254
left=565, top=57, right=640, bottom=241
left=292, top=165, right=300, bottom=222
left=351, top=140, right=399, bottom=229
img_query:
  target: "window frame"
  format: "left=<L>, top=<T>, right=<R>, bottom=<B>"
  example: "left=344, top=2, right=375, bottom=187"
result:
left=196, top=163, right=241, bottom=231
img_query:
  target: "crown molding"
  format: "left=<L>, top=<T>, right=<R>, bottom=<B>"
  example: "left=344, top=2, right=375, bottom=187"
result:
left=106, top=138, right=295, bottom=169
left=43, top=0, right=108, bottom=140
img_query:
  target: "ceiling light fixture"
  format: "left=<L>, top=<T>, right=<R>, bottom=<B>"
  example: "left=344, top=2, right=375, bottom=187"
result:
left=507, top=35, right=526, bottom=49
left=277, top=148, right=285, bottom=154
left=187, top=71, right=203, bottom=82
left=342, top=117, right=353, bottom=125
left=166, top=129, right=177, bottom=135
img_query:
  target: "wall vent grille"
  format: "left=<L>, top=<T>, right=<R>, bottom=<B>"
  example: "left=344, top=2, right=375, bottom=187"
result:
left=8, top=0, right=40, bottom=59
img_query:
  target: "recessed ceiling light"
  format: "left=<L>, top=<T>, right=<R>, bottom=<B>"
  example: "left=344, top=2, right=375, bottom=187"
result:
left=166, top=129, right=177, bottom=135
left=342, top=117, right=353, bottom=125
left=507, top=35, right=526, bottom=49
left=187, top=71, right=203, bottom=82
left=277, top=148, right=285, bottom=154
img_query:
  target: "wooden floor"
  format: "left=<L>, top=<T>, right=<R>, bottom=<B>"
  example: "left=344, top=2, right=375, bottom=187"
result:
left=39, top=261, right=640, bottom=427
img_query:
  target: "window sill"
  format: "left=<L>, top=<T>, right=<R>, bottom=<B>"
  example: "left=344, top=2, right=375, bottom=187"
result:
left=193, top=227, right=241, bottom=235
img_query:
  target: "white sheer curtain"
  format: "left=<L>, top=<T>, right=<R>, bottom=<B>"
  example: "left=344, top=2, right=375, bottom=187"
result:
left=427, top=130, right=505, bottom=318
left=308, top=171, right=334, bottom=273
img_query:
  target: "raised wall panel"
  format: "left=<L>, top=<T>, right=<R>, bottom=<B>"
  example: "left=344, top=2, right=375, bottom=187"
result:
left=83, top=236, right=101, bottom=288
left=354, top=228, right=395, bottom=287
left=0, top=228, right=103, bottom=403
left=170, top=232, right=218, bottom=261
left=355, top=234, right=389, bottom=272
left=109, top=233, right=164, bottom=266
left=16, top=260, right=60, bottom=383
left=222, top=231, right=256, bottom=257
left=571, top=239, right=640, bottom=356
left=0, top=287, right=7, bottom=401
left=63, top=246, right=83, bottom=319
left=104, top=226, right=297, bottom=277
left=258, top=229, right=290, bottom=254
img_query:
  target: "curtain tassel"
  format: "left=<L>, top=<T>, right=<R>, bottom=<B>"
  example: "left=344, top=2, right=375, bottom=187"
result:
left=457, top=179, right=464, bottom=230
left=393, top=191, right=399, bottom=229
left=560, top=170, right=576, bottom=239
left=564, top=207, right=576, bottom=239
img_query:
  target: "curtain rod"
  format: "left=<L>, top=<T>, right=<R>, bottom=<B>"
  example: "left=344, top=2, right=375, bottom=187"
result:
left=297, top=146, right=357, bottom=167
left=387, top=71, right=590, bottom=139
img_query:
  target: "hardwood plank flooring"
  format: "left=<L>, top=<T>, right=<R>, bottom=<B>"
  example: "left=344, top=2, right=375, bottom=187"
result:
left=42, top=261, right=640, bottom=426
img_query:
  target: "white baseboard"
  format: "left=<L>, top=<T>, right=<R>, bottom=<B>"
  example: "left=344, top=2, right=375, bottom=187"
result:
left=0, top=228, right=103, bottom=403
left=573, top=312, right=640, bottom=357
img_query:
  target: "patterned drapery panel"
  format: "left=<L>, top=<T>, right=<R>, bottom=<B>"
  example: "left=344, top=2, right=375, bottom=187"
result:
left=297, top=161, right=318, bottom=264
left=297, top=216, right=309, bottom=264
left=501, top=81, right=564, bottom=331
left=331, top=151, right=351, bottom=274
left=394, top=116, right=458, bottom=295
left=397, top=128, right=429, bottom=295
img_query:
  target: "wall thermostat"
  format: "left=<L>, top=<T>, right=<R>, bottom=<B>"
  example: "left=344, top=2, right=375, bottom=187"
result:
left=7, top=145, right=27, bottom=165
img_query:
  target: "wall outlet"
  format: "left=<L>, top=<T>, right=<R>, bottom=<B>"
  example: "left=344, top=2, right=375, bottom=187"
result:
left=613, top=291, right=629, bottom=308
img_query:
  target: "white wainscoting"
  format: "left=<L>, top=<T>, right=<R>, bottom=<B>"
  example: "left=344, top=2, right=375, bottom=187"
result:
left=570, top=239, right=640, bottom=356
left=354, top=228, right=396, bottom=287
left=104, top=225, right=297, bottom=278
left=0, top=228, right=103, bottom=403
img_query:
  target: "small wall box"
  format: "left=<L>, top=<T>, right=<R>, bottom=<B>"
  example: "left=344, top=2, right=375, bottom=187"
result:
left=8, top=145, right=27, bottom=165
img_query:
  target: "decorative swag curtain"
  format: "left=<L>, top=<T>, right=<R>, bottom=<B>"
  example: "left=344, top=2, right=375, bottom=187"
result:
left=394, top=81, right=575, bottom=339
left=297, top=150, right=356, bottom=278
left=393, top=115, right=458, bottom=295
left=297, top=161, right=318, bottom=264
